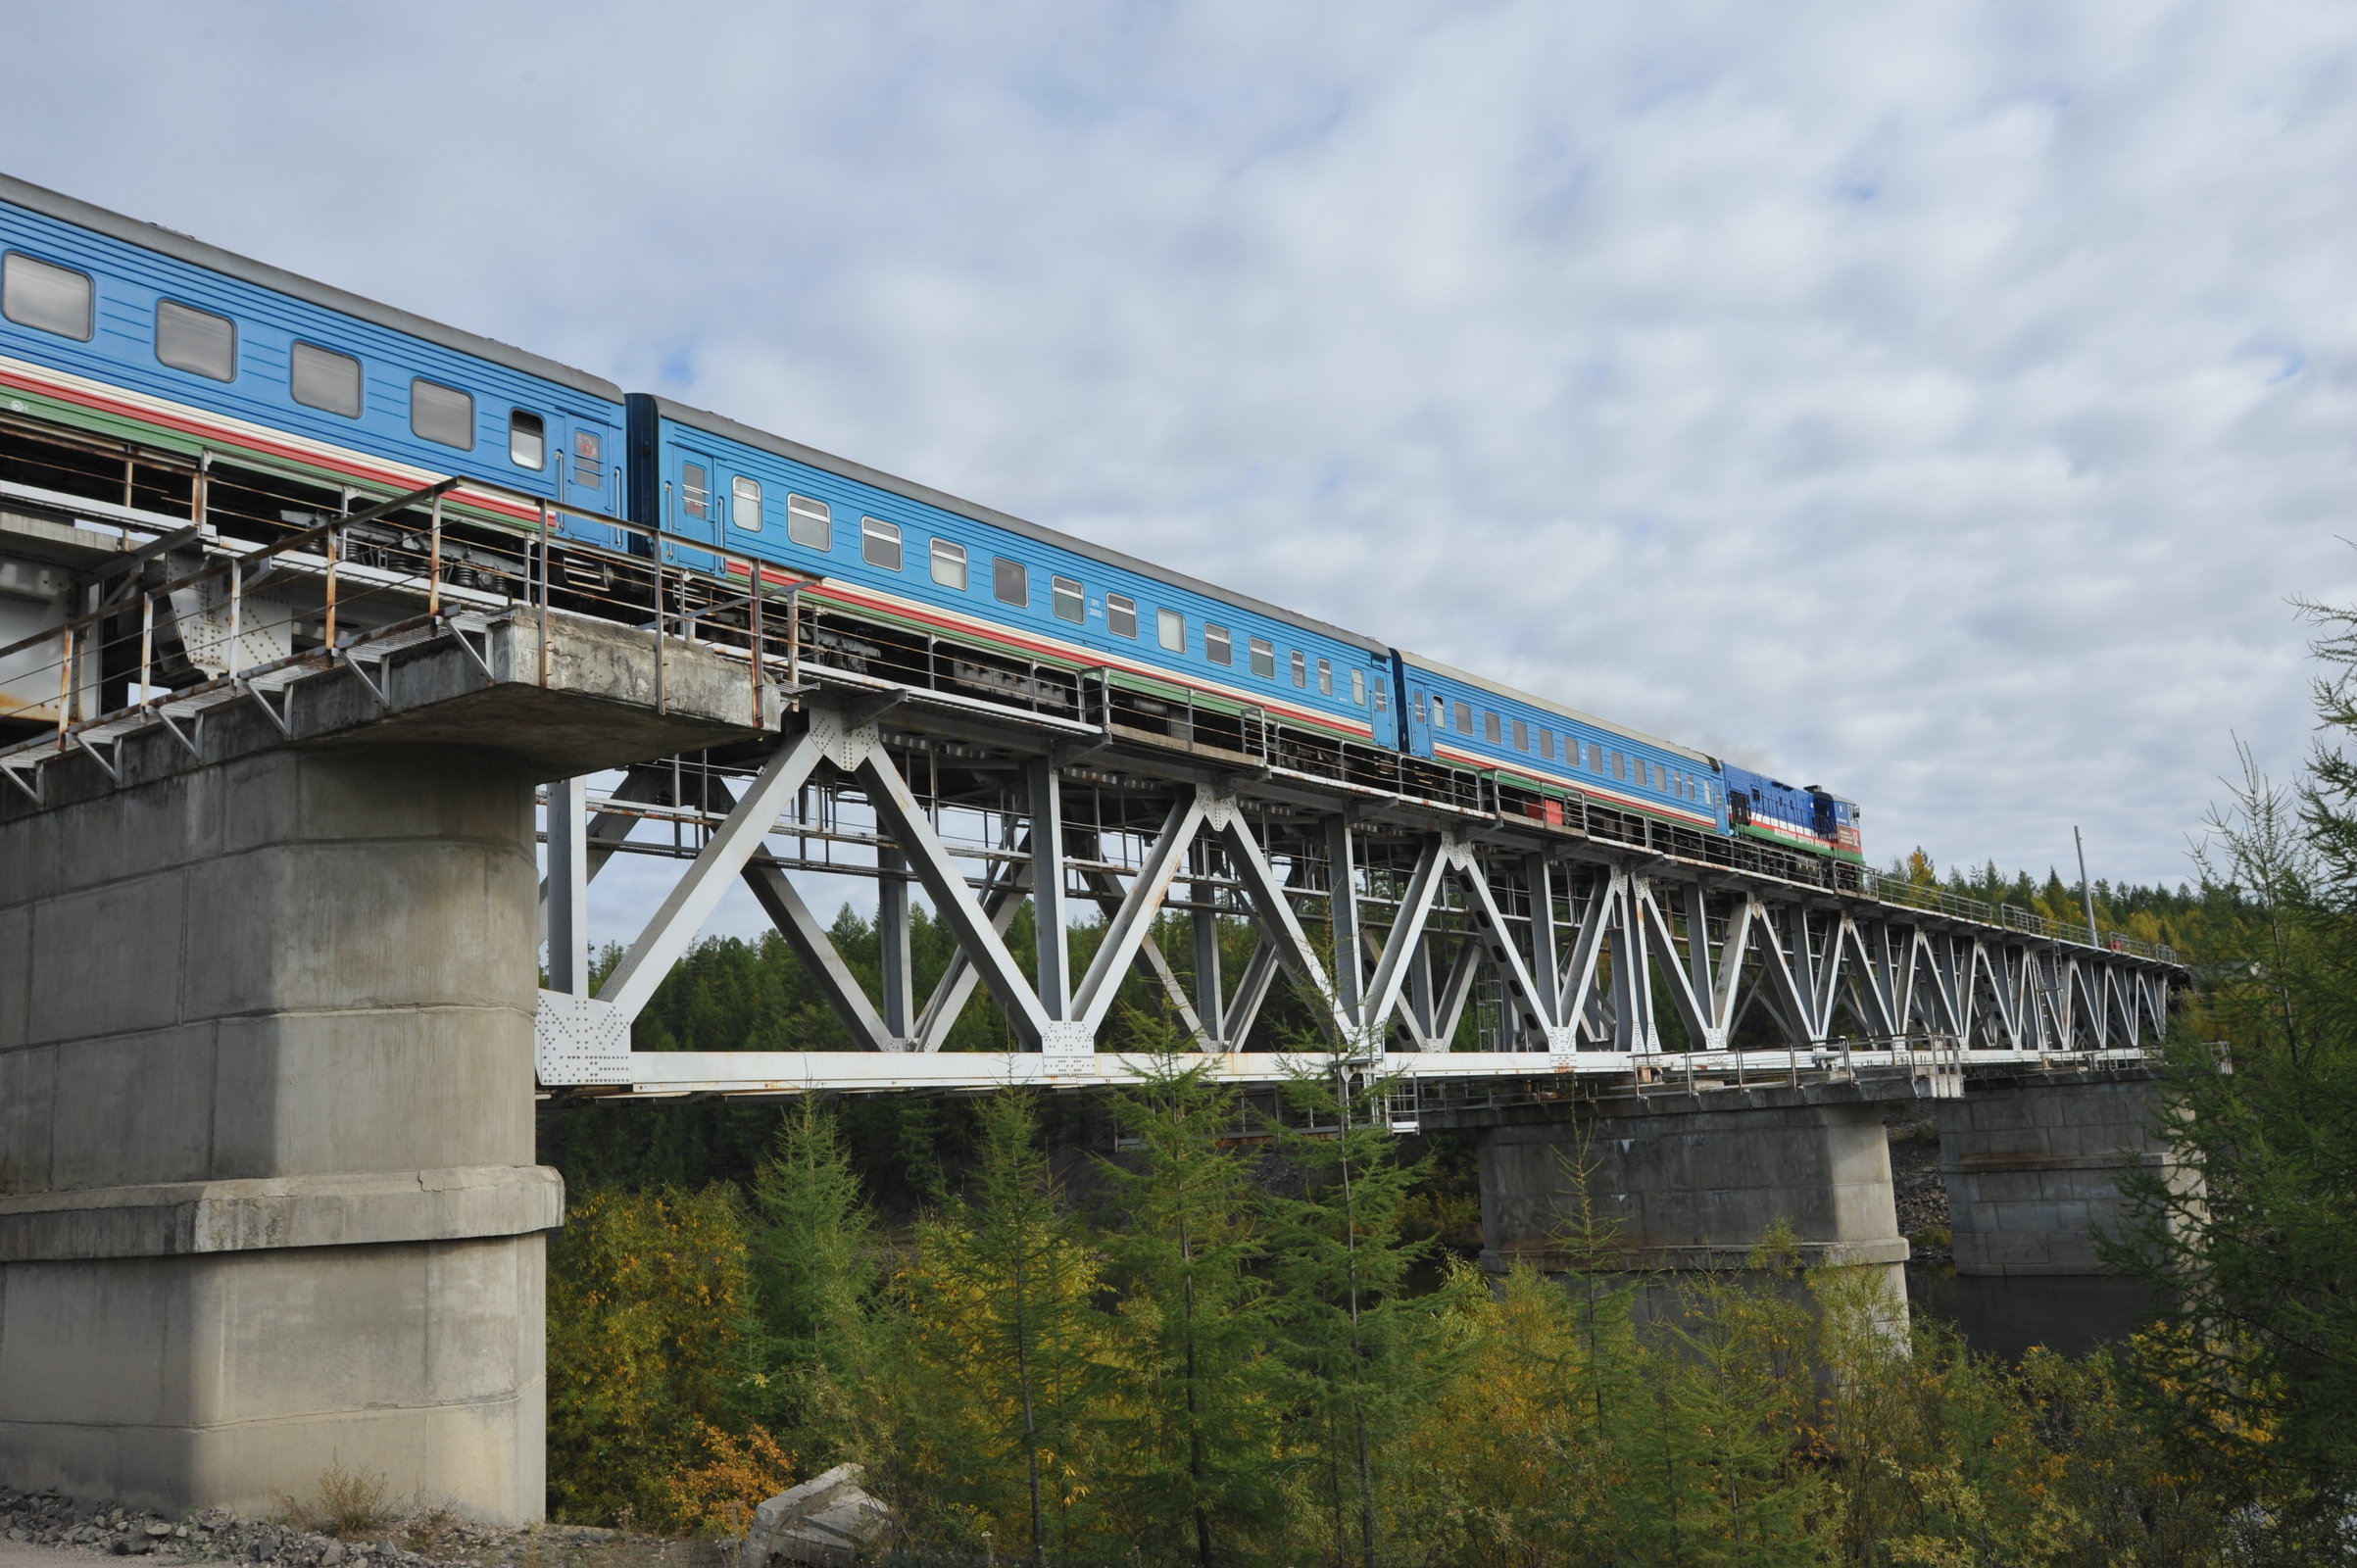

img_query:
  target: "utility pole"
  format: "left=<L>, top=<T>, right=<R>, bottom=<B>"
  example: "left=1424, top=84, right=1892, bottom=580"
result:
left=2073, top=825, right=2100, bottom=947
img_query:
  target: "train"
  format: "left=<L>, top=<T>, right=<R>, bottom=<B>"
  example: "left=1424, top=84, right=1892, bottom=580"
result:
left=0, top=171, right=1863, bottom=866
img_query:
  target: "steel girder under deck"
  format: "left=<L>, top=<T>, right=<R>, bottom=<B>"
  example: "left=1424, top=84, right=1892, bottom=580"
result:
left=535, top=699, right=2181, bottom=1098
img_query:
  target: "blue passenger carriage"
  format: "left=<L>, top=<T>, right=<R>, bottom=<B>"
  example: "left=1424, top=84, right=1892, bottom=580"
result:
left=627, top=395, right=1399, bottom=760
left=0, top=173, right=626, bottom=549
left=1396, top=653, right=1728, bottom=833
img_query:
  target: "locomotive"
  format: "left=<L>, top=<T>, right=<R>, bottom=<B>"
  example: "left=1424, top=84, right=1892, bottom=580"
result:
left=0, top=171, right=1862, bottom=866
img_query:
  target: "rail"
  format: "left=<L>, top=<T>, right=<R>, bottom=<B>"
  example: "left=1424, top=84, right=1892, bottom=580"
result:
left=1858, top=869, right=2176, bottom=963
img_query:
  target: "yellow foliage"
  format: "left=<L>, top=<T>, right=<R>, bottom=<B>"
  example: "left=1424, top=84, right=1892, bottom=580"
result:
left=663, top=1420, right=801, bottom=1538
left=547, top=1184, right=758, bottom=1529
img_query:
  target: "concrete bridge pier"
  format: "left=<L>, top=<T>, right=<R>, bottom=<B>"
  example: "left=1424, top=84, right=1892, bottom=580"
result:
left=1937, top=1068, right=2177, bottom=1276
left=1476, top=1083, right=1912, bottom=1309
left=0, top=739, right=557, bottom=1521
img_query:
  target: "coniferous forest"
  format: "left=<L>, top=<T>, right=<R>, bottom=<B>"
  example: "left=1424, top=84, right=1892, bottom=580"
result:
left=535, top=606, right=2357, bottom=1566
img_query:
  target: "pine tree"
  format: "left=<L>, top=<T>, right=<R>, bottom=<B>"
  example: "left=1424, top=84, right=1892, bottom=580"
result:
left=888, top=1089, right=1111, bottom=1565
left=1097, top=1029, right=1288, bottom=1565
left=2110, top=664, right=2357, bottom=1549
left=748, top=1098, right=878, bottom=1463
left=1263, top=1061, right=1471, bottom=1568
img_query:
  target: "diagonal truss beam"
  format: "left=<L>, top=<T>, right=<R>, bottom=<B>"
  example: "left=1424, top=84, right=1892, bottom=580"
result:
left=1205, top=795, right=1351, bottom=1044
left=1071, top=791, right=1209, bottom=1034
left=598, top=726, right=827, bottom=1021
left=854, top=735, right=1060, bottom=1049
left=1082, top=869, right=1209, bottom=1044
left=914, top=854, right=1032, bottom=1052
left=743, top=857, right=900, bottom=1052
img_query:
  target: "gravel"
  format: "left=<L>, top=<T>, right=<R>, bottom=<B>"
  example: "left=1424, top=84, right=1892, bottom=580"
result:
left=0, top=1489, right=700, bottom=1568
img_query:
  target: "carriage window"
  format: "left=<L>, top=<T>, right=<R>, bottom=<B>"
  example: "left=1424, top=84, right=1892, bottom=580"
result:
left=680, top=463, right=710, bottom=519
left=862, top=516, right=903, bottom=570
left=291, top=342, right=363, bottom=417
left=786, top=492, right=829, bottom=546
left=1373, top=684, right=1386, bottom=714
left=2, top=253, right=93, bottom=340
left=1157, top=608, right=1185, bottom=651
left=1538, top=728, right=1554, bottom=760
left=1054, top=575, right=1085, bottom=623
left=1512, top=718, right=1530, bottom=752
left=1291, top=650, right=1307, bottom=687
left=1484, top=710, right=1502, bottom=744
left=572, top=429, right=602, bottom=488
left=508, top=410, right=546, bottom=469
left=1350, top=668, right=1366, bottom=706
left=1317, top=658, right=1333, bottom=696
left=995, top=557, right=1028, bottom=606
left=1249, top=636, right=1275, bottom=677
left=156, top=301, right=235, bottom=380
left=1453, top=700, right=1473, bottom=733
left=1205, top=624, right=1232, bottom=664
left=1106, top=593, right=1137, bottom=636
left=930, top=537, right=967, bottom=589
left=411, top=379, right=474, bottom=449
left=733, top=476, right=764, bottom=532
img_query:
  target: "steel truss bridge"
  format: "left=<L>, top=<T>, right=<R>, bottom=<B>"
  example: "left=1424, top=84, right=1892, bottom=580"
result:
left=534, top=695, right=2177, bottom=1103
left=0, top=416, right=2182, bottom=1106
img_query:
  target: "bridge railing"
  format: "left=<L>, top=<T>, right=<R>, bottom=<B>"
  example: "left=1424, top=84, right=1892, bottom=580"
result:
left=1857, top=869, right=2175, bottom=963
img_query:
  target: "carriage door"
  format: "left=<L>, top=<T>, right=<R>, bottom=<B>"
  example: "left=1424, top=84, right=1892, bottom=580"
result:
left=1402, top=681, right=1435, bottom=757
left=665, top=446, right=723, bottom=573
left=561, top=415, right=614, bottom=514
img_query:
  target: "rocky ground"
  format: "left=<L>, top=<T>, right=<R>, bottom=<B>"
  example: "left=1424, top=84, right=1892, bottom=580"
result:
left=1886, top=1105, right=1953, bottom=1264
left=0, top=1491, right=721, bottom=1568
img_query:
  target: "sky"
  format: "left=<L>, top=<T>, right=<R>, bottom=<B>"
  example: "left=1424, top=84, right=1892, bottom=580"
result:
left=9, top=1, right=2355, bottom=941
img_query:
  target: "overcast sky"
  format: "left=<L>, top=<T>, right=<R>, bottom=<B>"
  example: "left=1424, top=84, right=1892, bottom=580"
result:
left=11, top=1, right=2356, bottom=935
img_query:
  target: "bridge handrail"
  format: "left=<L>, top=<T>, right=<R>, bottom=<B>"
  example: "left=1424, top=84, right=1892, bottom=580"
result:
left=1858, top=869, right=2175, bottom=964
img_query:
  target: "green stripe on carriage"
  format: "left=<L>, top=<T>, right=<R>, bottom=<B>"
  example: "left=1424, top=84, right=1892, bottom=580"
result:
left=5, top=397, right=533, bottom=529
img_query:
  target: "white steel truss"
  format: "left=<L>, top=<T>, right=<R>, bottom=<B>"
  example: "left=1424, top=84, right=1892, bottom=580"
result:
left=536, top=702, right=2179, bottom=1096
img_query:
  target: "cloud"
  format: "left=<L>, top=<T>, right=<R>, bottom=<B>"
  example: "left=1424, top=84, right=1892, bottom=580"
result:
left=9, top=0, right=2357, bottom=945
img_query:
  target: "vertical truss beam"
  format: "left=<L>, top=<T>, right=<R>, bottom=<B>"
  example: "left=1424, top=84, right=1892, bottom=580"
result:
left=1028, top=756, right=1071, bottom=1022
left=1192, top=849, right=1226, bottom=1046
left=1326, top=816, right=1363, bottom=1023
left=546, top=774, right=592, bottom=998
left=878, top=846, right=913, bottom=1041
left=1525, top=855, right=1562, bottom=1030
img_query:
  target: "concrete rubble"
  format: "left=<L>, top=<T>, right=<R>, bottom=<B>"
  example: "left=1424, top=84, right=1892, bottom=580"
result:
left=736, top=1467, right=888, bottom=1568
